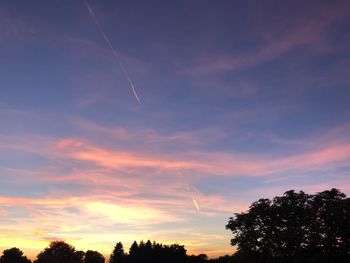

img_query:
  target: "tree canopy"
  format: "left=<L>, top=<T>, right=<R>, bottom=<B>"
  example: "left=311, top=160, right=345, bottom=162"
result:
left=84, top=250, right=105, bottom=263
left=0, top=247, right=31, bottom=263
left=226, top=188, right=350, bottom=263
left=34, top=241, right=84, bottom=263
left=127, top=240, right=187, bottom=263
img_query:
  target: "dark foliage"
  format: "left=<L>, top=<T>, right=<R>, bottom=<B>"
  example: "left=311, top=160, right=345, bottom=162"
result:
left=0, top=247, right=31, bottom=263
left=34, top=241, right=84, bottom=263
left=109, top=242, right=126, bottom=263
left=108, top=240, right=232, bottom=263
left=208, top=255, right=232, bottom=263
left=226, top=188, right=350, bottom=263
left=127, top=240, right=187, bottom=263
left=0, top=241, right=234, bottom=263
left=188, top=254, right=208, bottom=263
left=84, top=250, right=105, bottom=263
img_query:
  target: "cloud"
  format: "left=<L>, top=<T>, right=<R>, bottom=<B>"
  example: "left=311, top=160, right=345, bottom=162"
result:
left=55, top=136, right=350, bottom=177
left=54, top=138, right=207, bottom=171
left=0, top=210, right=8, bottom=217
left=187, top=26, right=318, bottom=74
left=1, top=121, right=350, bottom=259
left=185, top=1, right=350, bottom=74
left=0, top=194, right=182, bottom=253
left=85, top=201, right=170, bottom=224
left=3, top=119, right=350, bottom=180
left=73, top=117, right=222, bottom=150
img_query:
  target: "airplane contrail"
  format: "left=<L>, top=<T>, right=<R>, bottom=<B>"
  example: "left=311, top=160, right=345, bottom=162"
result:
left=82, top=0, right=141, bottom=103
left=176, top=169, right=200, bottom=212
left=192, top=198, right=200, bottom=211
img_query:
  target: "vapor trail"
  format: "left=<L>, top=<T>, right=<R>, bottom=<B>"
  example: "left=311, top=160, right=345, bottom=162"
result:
left=192, top=198, right=200, bottom=211
left=82, top=0, right=141, bottom=103
left=176, top=169, right=200, bottom=212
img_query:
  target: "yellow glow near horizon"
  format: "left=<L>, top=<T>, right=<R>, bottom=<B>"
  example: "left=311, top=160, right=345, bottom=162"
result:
left=85, top=201, right=166, bottom=224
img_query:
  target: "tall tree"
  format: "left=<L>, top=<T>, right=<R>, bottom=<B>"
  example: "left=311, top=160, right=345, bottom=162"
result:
left=226, top=189, right=350, bottom=263
left=109, top=242, right=126, bottom=263
left=0, top=248, right=31, bottom=263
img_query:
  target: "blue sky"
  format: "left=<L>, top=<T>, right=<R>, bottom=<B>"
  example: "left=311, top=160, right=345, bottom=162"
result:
left=1, top=0, right=350, bottom=259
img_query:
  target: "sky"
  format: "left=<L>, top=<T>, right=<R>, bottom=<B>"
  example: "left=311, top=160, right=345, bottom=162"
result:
left=1, top=0, right=350, bottom=259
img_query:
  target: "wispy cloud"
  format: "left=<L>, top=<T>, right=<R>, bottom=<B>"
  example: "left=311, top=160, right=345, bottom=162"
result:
left=1, top=116, right=349, bottom=260
left=3, top=120, right=350, bottom=180
left=185, top=1, right=350, bottom=74
left=54, top=138, right=206, bottom=171
left=51, top=136, right=350, bottom=179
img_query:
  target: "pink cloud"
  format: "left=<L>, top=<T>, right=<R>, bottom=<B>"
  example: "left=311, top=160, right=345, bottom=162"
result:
left=54, top=138, right=207, bottom=171
left=272, top=143, right=350, bottom=171
left=51, top=131, right=350, bottom=181
left=2, top=120, right=350, bottom=183
left=1, top=121, right=350, bottom=217
left=2, top=134, right=349, bottom=220
left=56, top=139, right=85, bottom=148
left=1, top=124, right=350, bottom=258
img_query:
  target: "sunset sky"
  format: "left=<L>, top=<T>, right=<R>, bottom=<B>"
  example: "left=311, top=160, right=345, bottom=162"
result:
left=1, top=0, right=350, bottom=259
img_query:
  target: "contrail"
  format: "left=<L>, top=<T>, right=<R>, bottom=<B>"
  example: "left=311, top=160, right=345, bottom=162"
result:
left=82, top=0, right=141, bottom=103
left=176, top=169, right=200, bottom=212
left=192, top=198, right=200, bottom=211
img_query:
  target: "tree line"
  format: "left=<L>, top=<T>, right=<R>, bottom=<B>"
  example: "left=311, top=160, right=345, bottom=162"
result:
left=0, top=240, right=230, bottom=263
left=1, top=188, right=349, bottom=263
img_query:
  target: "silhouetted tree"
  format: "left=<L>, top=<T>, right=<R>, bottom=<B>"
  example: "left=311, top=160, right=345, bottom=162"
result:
left=307, top=189, right=350, bottom=262
left=127, top=240, right=187, bottom=263
left=209, top=255, right=232, bottom=263
left=109, top=242, right=126, bottom=263
left=34, top=241, right=83, bottom=263
left=128, top=241, right=140, bottom=263
left=84, top=250, right=104, bottom=263
left=0, top=248, right=31, bottom=263
left=226, top=188, right=350, bottom=263
left=76, top=251, right=85, bottom=262
left=188, top=253, right=208, bottom=263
